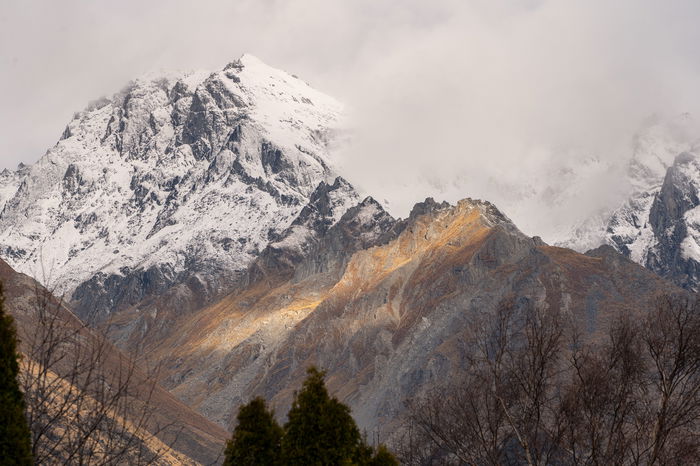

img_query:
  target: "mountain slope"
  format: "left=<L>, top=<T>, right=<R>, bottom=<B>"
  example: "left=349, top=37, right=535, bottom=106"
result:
left=135, top=196, right=676, bottom=437
left=103, top=176, right=364, bottom=353
left=0, top=54, right=345, bottom=323
left=0, top=257, right=228, bottom=464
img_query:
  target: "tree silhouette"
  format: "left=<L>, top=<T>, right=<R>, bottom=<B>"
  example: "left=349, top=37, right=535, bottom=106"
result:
left=226, top=367, right=398, bottom=465
left=282, top=367, right=362, bottom=465
left=224, top=396, right=282, bottom=465
left=0, top=285, right=32, bottom=465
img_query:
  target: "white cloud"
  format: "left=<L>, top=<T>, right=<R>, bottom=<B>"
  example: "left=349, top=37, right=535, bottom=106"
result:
left=1, top=0, right=700, bottom=241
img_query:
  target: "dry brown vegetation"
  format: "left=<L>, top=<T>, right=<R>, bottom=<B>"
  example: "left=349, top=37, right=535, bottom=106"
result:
left=19, top=286, right=182, bottom=465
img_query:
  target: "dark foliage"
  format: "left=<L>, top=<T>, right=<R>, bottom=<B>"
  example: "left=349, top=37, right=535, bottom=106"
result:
left=228, top=367, right=398, bottom=465
left=0, top=285, right=32, bottom=465
left=224, top=397, right=282, bottom=466
left=281, top=367, right=363, bottom=465
left=367, top=444, right=400, bottom=465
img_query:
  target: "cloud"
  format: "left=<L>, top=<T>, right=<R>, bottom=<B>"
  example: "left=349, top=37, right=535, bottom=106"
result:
left=331, top=0, right=700, bottom=239
left=1, top=0, right=700, bottom=240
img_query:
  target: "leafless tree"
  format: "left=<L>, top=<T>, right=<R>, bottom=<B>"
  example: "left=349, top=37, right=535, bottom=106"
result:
left=400, top=294, right=700, bottom=466
left=561, top=295, right=700, bottom=465
left=559, top=313, right=647, bottom=465
left=641, top=295, right=700, bottom=464
left=17, top=283, right=178, bottom=465
left=399, top=299, right=566, bottom=465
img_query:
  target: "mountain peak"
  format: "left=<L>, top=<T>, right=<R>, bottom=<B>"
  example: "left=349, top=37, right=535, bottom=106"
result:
left=407, top=196, right=514, bottom=232
left=0, top=55, right=346, bottom=320
left=237, top=53, right=266, bottom=68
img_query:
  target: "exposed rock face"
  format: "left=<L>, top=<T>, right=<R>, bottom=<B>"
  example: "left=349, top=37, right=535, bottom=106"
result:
left=0, top=54, right=345, bottom=323
left=559, top=115, right=698, bottom=256
left=552, top=115, right=700, bottom=291
left=247, top=176, right=361, bottom=284
left=248, top=176, right=400, bottom=287
left=644, top=153, right=700, bottom=289
left=139, top=196, right=674, bottom=439
left=290, top=194, right=401, bottom=282
left=0, top=258, right=228, bottom=465
left=604, top=151, right=700, bottom=290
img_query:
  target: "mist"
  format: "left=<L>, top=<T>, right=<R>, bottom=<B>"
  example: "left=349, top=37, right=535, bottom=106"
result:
left=2, top=0, right=700, bottom=241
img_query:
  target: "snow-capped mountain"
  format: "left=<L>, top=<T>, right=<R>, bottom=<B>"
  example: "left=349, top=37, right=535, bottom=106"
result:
left=554, top=115, right=696, bottom=252
left=0, top=54, right=349, bottom=319
left=0, top=164, right=28, bottom=212
left=568, top=115, right=700, bottom=290
left=608, top=150, right=700, bottom=290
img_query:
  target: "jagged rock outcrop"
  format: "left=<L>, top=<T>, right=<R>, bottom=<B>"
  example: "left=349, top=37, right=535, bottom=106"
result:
left=247, top=176, right=361, bottom=285
left=248, top=176, right=401, bottom=286
left=555, top=115, right=700, bottom=291
left=644, top=152, right=700, bottom=289
left=604, top=150, right=700, bottom=290
left=0, top=54, right=346, bottom=324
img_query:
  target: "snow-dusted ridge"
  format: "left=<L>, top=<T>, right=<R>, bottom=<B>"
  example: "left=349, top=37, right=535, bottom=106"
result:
left=557, top=115, right=700, bottom=254
left=0, top=54, right=349, bottom=317
left=561, top=114, right=700, bottom=290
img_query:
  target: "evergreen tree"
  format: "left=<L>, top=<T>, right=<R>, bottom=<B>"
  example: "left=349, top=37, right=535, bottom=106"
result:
left=0, top=285, right=32, bottom=465
left=223, top=396, right=282, bottom=466
left=354, top=437, right=399, bottom=466
left=281, top=367, right=362, bottom=465
left=367, top=444, right=399, bottom=465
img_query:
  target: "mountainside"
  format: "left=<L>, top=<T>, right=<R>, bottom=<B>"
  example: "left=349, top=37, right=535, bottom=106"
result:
left=609, top=151, right=700, bottom=290
left=104, top=175, right=364, bottom=352
left=135, top=195, right=676, bottom=438
left=0, top=258, right=228, bottom=465
left=0, top=54, right=345, bottom=322
left=558, top=115, right=698, bottom=253
left=574, top=115, right=700, bottom=290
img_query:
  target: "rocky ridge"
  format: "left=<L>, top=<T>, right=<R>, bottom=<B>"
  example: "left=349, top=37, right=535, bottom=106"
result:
left=0, top=54, right=346, bottom=322
left=137, top=195, right=674, bottom=439
left=592, top=116, right=700, bottom=290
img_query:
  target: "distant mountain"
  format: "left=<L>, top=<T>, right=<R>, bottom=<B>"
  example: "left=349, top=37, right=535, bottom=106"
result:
left=607, top=150, right=700, bottom=290
left=557, top=115, right=698, bottom=252
left=565, top=115, right=700, bottom=290
left=0, top=54, right=347, bottom=323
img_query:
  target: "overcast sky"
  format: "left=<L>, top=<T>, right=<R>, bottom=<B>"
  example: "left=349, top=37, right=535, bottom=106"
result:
left=2, top=0, right=700, bottom=238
